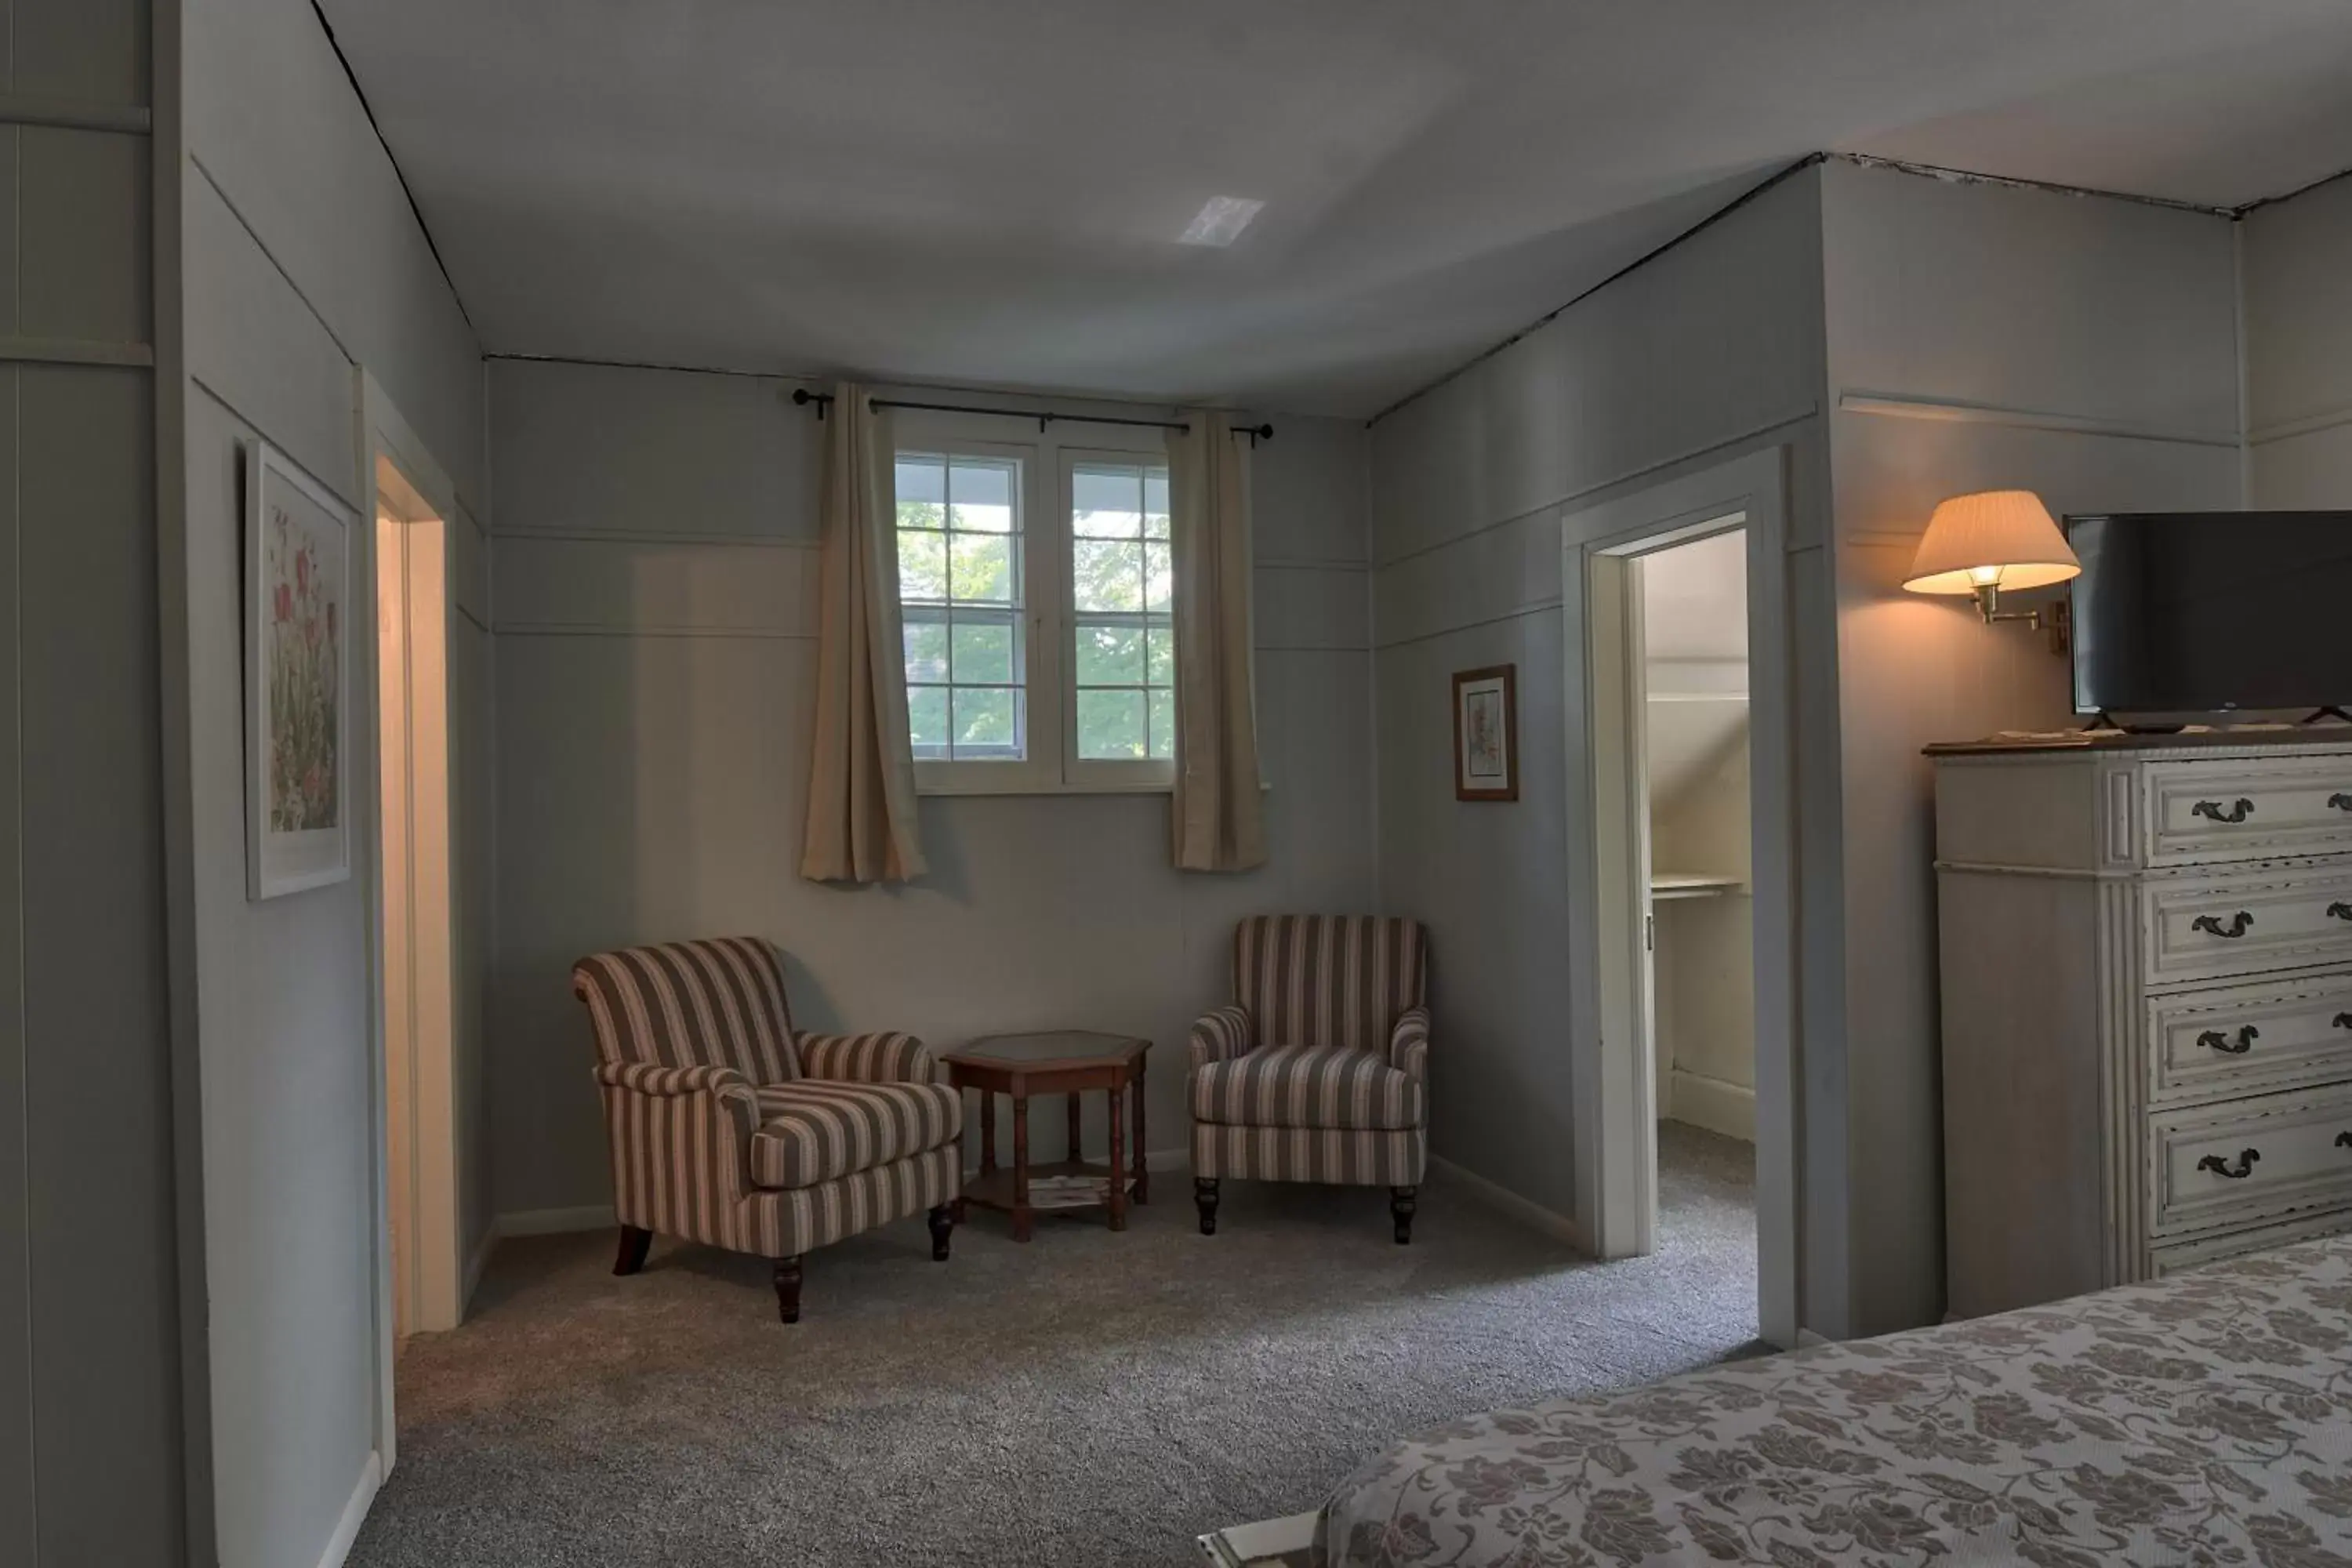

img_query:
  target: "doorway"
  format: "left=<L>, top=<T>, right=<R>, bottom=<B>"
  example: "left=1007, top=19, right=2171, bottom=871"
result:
left=373, top=447, right=459, bottom=1360
left=1563, top=447, right=1799, bottom=1349
left=1635, top=531, right=1759, bottom=1322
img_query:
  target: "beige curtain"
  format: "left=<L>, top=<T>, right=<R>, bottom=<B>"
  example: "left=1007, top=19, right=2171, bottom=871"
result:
left=1167, top=413, right=1268, bottom=872
left=800, top=383, right=927, bottom=884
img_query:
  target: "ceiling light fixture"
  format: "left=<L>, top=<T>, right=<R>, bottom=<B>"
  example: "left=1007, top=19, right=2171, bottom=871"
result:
left=1178, top=196, right=1265, bottom=247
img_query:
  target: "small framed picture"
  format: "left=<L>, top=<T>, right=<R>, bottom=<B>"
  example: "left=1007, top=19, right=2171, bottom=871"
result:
left=1453, top=664, right=1519, bottom=802
left=245, top=438, right=354, bottom=898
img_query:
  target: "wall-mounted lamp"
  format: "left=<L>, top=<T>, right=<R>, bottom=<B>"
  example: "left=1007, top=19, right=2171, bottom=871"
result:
left=1901, top=489, right=2081, bottom=629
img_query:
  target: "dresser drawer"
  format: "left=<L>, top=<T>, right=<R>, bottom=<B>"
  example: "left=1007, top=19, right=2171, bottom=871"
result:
left=2145, top=757, right=2352, bottom=866
left=2147, top=971, right=2352, bottom=1102
left=2151, top=1084, right=2352, bottom=1237
left=2142, top=863, right=2352, bottom=985
left=2147, top=1205, right=2352, bottom=1277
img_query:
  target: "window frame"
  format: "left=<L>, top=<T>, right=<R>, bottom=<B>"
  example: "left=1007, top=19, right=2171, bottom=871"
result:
left=889, top=410, right=1176, bottom=796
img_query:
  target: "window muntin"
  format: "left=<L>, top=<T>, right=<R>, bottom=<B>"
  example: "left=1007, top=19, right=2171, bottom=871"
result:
left=895, top=452, right=1025, bottom=762
left=1069, top=462, right=1174, bottom=761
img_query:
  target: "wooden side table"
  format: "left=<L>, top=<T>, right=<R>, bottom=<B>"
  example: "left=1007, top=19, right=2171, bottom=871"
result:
left=941, top=1031, right=1150, bottom=1242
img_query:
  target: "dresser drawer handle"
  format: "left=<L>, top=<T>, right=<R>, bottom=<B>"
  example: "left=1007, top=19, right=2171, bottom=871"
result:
left=2331, top=902, right=2352, bottom=923
left=2193, top=797, right=2256, bottom=824
left=2191, top=912, right=2254, bottom=939
left=2331, top=793, right=2352, bottom=813
left=2196, top=1149, right=2260, bottom=1180
left=2336, top=1013, right=2352, bottom=1031
left=2197, top=1026, right=2258, bottom=1054
left=2339, top=1132, right=2352, bottom=1150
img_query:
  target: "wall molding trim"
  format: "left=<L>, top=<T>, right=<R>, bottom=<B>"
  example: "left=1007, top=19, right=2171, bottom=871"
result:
left=1837, top=390, right=2241, bottom=450
left=314, top=1450, right=384, bottom=1568
left=0, top=93, right=151, bottom=134
left=1373, top=597, right=1564, bottom=653
left=492, top=527, right=823, bottom=550
left=2247, top=404, right=2352, bottom=448
left=1431, top=1153, right=1592, bottom=1254
left=492, top=622, right=818, bottom=642
left=1371, top=401, right=1820, bottom=574
left=0, top=335, right=154, bottom=368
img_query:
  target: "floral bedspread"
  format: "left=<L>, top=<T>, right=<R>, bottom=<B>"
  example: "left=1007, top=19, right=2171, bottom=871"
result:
left=1319, top=1236, right=2352, bottom=1566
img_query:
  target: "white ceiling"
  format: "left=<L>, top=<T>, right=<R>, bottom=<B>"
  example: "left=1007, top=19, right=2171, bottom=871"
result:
left=319, top=0, right=2352, bottom=419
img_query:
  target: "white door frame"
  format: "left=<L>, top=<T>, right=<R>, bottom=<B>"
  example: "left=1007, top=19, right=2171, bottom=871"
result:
left=1562, top=445, right=1799, bottom=1349
left=357, top=369, right=464, bottom=1471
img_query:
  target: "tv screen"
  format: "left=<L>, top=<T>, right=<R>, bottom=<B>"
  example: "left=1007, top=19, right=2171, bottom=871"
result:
left=2067, top=511, right=2352, bottom=716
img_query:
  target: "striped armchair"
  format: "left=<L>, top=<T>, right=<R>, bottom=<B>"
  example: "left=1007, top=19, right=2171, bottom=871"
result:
left=1189, top=915, right=1430, bottom=1243
left=572, top=936, right=961, bottom=1322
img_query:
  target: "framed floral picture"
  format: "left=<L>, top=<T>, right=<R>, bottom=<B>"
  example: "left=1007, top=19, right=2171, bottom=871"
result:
left=245, top=438, right=354, bottom=898
left=1452, top=664, right=1519, bottom=802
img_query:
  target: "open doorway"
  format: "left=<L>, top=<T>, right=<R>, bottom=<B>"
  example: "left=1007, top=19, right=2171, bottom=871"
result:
left=1634, top=530, right=1758, bottom=1322
left=1563, top=447, right=1798, bottom=1349
left=373, top=447, right=459, bottom=1360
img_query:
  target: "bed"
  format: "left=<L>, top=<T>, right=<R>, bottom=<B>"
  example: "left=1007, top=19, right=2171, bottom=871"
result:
left=1201, top=1235, right=2352, bottom=1566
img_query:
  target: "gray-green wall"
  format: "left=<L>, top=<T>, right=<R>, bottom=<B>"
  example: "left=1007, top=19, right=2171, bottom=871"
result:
left=485, top=359, right=1377, bottom=1225
left=0, top=0, right=193, bottom=1563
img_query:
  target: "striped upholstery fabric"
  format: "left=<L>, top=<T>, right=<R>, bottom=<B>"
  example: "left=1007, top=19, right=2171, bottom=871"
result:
left=1191, top=1123, right=1425, bottom=1185
left=749, top=1080, right=960, bottom=1189
left=1187, top=915, right=1432, bottom=1191
left=572, top=937, right=801, bottom=1081
left=739, top=1145, right=962, bottom=1258
left=797, top=1030, right=933, bottom=1084
left=1235, top=916, right=1427, bottom=1055
left=576, top=935, right=961, bottom=1264
left=1192, top=1044, right=1423, bottom=1131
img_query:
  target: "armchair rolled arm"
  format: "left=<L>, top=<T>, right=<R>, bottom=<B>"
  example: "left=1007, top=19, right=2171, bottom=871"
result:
left=796, top=1030, right=937, bottom=1084
left=594, top=1061, right=754, bottom=1099
left=592, top=1060, right=760, bottom=1199
left=1189, top=1005, right=1257, bottom=1073
left=1388, top=1007, right=1430, bottom=1083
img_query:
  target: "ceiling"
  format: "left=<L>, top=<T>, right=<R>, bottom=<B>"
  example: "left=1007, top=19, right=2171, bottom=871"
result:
left=319, top=0, right=2352, bottom=419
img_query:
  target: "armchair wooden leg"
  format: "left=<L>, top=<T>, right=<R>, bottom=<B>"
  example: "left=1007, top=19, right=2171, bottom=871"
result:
left=1391, top=1186, right=1417, bottom=1246
left=1196, top=1177, right=1220, bottom=1236
left=614, top=1225, right=652, bottom=1276
left=927, top=1203, right=955, bottom=1261
left=772, top=1255, right=804, bottom=1323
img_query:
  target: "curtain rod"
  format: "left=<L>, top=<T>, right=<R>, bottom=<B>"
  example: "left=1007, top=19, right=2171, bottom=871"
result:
left=792, top=388, right=1272, bottom=444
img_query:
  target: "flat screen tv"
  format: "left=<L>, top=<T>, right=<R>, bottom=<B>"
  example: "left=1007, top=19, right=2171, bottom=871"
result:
left=2067, top=510, right=2352, bottom=717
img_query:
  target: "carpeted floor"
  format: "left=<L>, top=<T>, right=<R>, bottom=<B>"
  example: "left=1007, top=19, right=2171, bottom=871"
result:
left=353, top=1122, right=1759, bottom=1568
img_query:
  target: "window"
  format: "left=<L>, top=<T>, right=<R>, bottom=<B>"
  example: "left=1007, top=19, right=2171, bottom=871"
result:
left=891, top=416, right=1174, bottom=793
left=1070, top=463, right=1175, bottom=762
left=894, top=452, right=1025, bottom=762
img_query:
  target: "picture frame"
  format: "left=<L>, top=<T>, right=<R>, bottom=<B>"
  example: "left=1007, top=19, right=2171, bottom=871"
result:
left=245, top=437, right=354, bottom=898
left=1452, top=664, right=1519, bottom=802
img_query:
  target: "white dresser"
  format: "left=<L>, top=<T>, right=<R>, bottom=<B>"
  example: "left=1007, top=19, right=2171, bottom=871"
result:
left=1933, top=731, right=2352, bottom=1319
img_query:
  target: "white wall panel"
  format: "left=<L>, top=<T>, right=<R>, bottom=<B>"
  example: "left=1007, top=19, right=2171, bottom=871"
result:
left=491, top=359, right=816, bottom=541
left=492, top=535, right=818, bottom=637
left=2245, top=173, right=2352, bottom=506
left=1367, top=169, right=1831, bottom=1241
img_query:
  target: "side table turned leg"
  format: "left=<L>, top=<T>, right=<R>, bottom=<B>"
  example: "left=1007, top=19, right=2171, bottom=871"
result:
left=1107, top=1083, right=1128, bottom=1232
left=1196, top=1176, right=1220, bottom=1236
left=1132, top=1061, right=1149, bottom=1204
left=1011, top=1091, right=1033, bottom=1243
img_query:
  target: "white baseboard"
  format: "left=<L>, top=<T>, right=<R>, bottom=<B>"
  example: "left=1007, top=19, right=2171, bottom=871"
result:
left=462, top=1218, right=500, bottom=1310
left=494, top=1203, right=616, bottom=1239
left=1430, top=1153, right=1591, bottom=1253
left=1796, top=1327, right=1831, bottom=1349
left=1667, top=1070, right=1756, bottom=1142
left=315, top=1449, right=383, bottom=1568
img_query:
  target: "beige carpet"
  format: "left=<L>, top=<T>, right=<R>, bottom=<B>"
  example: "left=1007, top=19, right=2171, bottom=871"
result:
left=353, top=1123, right=1759, bottom=1567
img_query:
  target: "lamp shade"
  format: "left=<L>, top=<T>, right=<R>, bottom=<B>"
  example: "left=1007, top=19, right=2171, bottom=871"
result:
left=1902, top=490, right=2081, bottom=596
